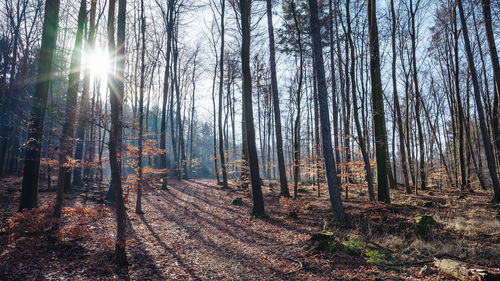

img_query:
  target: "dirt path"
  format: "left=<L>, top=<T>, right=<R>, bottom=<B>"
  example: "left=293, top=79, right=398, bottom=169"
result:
left=126, top=180, right=321, bottom=280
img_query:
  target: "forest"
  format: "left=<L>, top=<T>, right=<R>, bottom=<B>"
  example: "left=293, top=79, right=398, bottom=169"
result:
left=0, top=0, right=500, bottom=280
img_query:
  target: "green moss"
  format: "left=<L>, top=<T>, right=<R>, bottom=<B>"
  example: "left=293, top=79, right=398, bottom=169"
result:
left=415, top=215, right=436, bottom=237
left=423, top=201, right=433, bottom=208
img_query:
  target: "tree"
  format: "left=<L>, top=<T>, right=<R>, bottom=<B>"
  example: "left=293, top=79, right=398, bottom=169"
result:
left=219, top=0, right=229, bottom=189
left=266, top=0, right=290, bottom=198
left=367, top=0, right=390, bottom=203
left=308, top=0, right=345, bottom=224
left=19, top=0, right=61, bottom=210
left=107, top=0, right=128, bottom=265
left=136, top=0, right=146, bottom=215
left=408, top=0, right=426, bottom=192
left=54, top=0, right=87, bottom=219
left=73, top=0, right=97, bottom=188
left=159, top=0, right=175, bottom=190
left=481, top=0, right=500, bottom=169
left=390, top=0, right=411, bottom=194
left=457, top=0, right=500, bottom=203
left=240, top=0, right=265, bottom=216
left=346, top=0, right=374, bottom=201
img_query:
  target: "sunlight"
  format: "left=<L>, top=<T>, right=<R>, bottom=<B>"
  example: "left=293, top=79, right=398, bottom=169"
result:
left=86, top=48, right=110, bottom=80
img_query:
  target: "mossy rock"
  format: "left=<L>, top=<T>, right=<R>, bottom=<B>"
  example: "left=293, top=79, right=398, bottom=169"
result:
left=306, top=232, right=343, bottom=252
left=231, top=198, right=243, bottom=205
left=297, top=188, right=307, bottom=193
left=415, top=215, right=436, bottom=237
left=423, top=201, right=433, bottom=208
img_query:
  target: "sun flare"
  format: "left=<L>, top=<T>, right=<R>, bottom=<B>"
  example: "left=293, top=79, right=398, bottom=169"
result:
left=86, top=49, right=110, bottom=80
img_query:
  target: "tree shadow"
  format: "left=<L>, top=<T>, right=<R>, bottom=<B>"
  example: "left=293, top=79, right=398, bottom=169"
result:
left=138, top=214, right=202, bottom=281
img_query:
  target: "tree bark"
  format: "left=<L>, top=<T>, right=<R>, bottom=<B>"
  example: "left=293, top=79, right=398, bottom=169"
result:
left=19, top=0, right=61, bottom=210
left=458, top=0, right=500, bottom=203
left=367, top=0, right=390, bottom=203
left=240, top=0, right=265, bottom=216
left=308, top=0, right=346, bottom=224
left=219, top=0, right=228, bottom=189
left=266, top=0, right=289, bottom=197
left=54, top=0, right=87, bottom=219
left=73, top=0, right=97, bottom=188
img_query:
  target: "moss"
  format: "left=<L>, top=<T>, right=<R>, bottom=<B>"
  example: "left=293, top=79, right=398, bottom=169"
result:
left=415, top=215, right=436, bottom=237
left=297, top=188, right=307, bottom=193
left=495, top=213, right=500, bottom=221
left=231, top=198, right=243, bottom=205
left=423, top=201, right=433, bottom=208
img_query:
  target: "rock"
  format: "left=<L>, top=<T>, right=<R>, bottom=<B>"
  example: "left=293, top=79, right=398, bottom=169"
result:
left=231, top=198, right=243, bottom=205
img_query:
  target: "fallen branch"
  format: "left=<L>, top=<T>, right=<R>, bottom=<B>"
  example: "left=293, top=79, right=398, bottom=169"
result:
left=285, top=256, right=303, bottom=274
left=434, top=258, right=500, bottom=281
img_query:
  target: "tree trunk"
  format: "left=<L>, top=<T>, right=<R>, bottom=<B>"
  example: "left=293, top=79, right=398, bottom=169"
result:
left=160, top=0, right=175, bottom=190
left=19, top=0, right=61, bottom=210
left=73, top=0, right=97, bottom=188
left=108, top=0, right=127, bottom=265
left=308, top=0, right=345, bottom=224
left=240, top=0, right=265, bottom=216
left=290, top=1, right=303, bottom=199
left=135, top=0, right=146, bottom=215
left=458, top=0, right=500, bottom=203
left=367, top=0, right=390, bottom=203
left=390, top=0, right=411, bottom=194
left=219, top=0, right=228, bottom=189
left=54, top=0, right=87, bottom=219
left=481, top=0, right=500, bottom=170
left=346, top=0, right=374, bottom=201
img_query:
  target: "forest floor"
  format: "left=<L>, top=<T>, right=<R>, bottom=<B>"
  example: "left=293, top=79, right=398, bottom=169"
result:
left=1, top=176, right=500, bottom=280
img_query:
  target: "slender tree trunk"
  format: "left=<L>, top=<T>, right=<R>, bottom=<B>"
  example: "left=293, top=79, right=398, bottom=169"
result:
left=290, top=1, right=303, bottom=199
left=308, top=0, right=345, bottom=224
left=409, top=0, right=426, bottom=191
left=458, top=0, right=500, bottom=203
left=240, top=0, right=265, bottom=215
left=219, top=0, right=228, bottom=189
left=160, top=0, right=175, bottom=190
left=19, top=0, right=61, bottom=210
left=108, top=0, right=127, bottom=265
left=368, top=0, right=390, bottom=203
left=346, top=0, right=374, bottom=201
left=329, top=0, right=341, bottom=187
left=452, top=5, right=467, bottom=191
left=135, top=0, right=146, bottom=215
left=481, top=0, right=500, bottom=169
left=54, top=0, right=87, bottom=219
left=73, top=0, right=97, bottom=188
left=390, top=0, right=410, bottom=193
